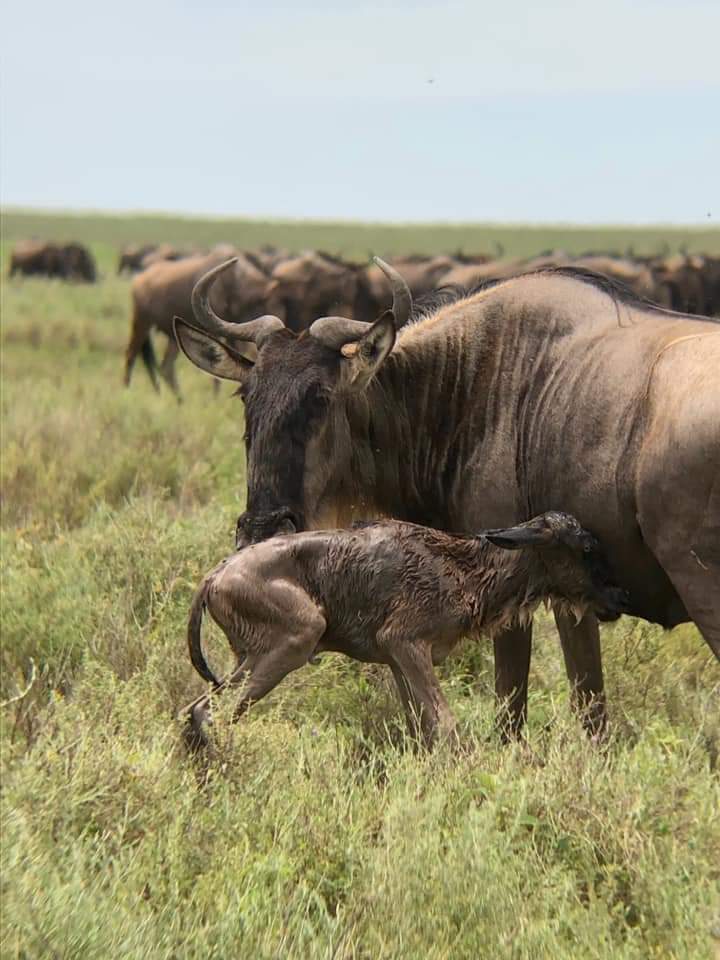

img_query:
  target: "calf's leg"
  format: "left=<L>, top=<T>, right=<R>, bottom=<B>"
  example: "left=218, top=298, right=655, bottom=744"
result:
left=493, top=623, right=532, bottom=741
left=390, top=643, right=457, bottom=749
left=230, top=638, right=317, bottom=722
left=186, top=597, right=326, bottom=750
left=390, top=663, right=422, bottom=742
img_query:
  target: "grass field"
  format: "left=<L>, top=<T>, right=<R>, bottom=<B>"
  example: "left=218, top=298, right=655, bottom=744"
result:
left=4, top=207, right=720, bottom=269
left=1, top=211, right=719, bottom=959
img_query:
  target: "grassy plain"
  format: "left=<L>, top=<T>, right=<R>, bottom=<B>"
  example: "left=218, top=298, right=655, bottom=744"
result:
left=4, top=207, right=720, bottom=268
left=1, top=211, right=719, bottom=958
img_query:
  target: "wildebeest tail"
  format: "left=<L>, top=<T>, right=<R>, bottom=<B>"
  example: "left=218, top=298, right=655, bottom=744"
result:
left=188, top=579, right=222, bottom=687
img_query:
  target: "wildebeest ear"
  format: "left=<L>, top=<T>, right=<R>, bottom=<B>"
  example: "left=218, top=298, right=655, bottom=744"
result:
left=484, top=523, right=555, bottom=550
left=173, top=317, right=254, bottom=383
left=343, top=311, right=396, bottom=390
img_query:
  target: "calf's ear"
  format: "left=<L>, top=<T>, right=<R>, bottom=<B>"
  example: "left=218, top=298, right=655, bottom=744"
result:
left=174, top=317, right=254, bottom=383
left=484, top=524, right=555, bottom=550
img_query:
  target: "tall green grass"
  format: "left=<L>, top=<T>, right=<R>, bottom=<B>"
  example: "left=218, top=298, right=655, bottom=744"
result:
left=1, top=228, right=719, bottom=958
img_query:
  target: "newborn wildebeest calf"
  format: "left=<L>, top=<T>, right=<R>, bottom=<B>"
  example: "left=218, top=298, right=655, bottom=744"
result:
left=183, top=512, right=628, bottom=749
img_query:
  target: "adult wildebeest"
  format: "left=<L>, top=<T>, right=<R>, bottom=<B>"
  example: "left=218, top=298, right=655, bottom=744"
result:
left=183, top=512, right=628, bottom=751
left=58, top=242, right=96, bottom=282
left=9, top=241, right=58, bottom=277
left=9, top=240, right=96, bottom=282
left=125, top=251, right=279, bottom=395
left=174, top=257, right=720, bottom=738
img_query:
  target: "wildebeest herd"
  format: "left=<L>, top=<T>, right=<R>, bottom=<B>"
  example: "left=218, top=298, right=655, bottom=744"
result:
left=8, top=238, right=720, bottom=750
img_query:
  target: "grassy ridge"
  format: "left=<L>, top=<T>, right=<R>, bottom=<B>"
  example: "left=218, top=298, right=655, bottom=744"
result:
left=1, top=221, right=719, bottom=958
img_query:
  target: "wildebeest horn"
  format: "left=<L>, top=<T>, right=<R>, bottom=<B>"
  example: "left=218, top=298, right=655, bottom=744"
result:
left=191, top=258, right=284, bottom=345
left=373, top=256, right=412, bottom=328
left=309, top=316, right=373, bottom=349
left=309, top=256, right=413, bottom=349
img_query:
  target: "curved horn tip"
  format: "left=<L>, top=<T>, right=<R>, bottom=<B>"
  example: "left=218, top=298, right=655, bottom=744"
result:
left=371, top=256, right=412, bottom=327
left=213, top=256, right=239, bottom=273
left=203, top=256, right=239, bottom=278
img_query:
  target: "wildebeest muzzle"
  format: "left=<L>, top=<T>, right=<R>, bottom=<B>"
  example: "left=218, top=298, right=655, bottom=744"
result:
left=235, top=507, right=302, bottom=548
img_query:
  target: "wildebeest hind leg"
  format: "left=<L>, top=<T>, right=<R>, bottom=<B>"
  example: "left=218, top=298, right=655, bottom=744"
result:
left=184, top=629, right=321, bottom=752
left=230, top=627, right=323, bottom=721
left=554, top=610, right=607, bottom=739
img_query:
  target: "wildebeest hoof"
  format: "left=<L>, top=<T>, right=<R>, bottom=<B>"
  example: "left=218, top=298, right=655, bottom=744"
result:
left=182, top=715, right=210, bottom=754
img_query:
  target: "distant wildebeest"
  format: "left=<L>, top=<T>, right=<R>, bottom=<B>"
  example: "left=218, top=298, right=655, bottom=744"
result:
left=358, top=255, right=456, bottom=320
left=269, top=252, right=363, bottom=332
left=247, top=245, right=291, bottom=274
left=9, top=240, right=96, bottom=282
left=9, top=241, right=57, bottom=278
left=118, top=244, right=158, bottom=274
left=650, top=254, right=709, bottom=316
left=439, top=253, right=570, bottom=291
left=125, top=250, right=279, bottom=395
left=175, top=256, right=720, bottom=740
left=702, top=256, right=720, bottom=317
left=58, top=242, right=96, bottom=283
left=138, top=243, right=190, bottom=271
left=183, top=512, right=629, bottom=750
left=572, top=255, right=657, bottom=301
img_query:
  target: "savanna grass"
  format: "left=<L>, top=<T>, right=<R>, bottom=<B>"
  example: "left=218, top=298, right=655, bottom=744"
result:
left=1, top=219, right=719, bottom=959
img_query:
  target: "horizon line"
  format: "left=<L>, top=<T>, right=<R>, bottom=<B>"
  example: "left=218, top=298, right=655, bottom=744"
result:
left=2, top=205, right=717, bottom=232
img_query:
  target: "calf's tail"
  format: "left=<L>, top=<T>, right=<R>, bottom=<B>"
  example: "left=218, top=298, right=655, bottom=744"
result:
left=188, top=579, right=222, bottom=687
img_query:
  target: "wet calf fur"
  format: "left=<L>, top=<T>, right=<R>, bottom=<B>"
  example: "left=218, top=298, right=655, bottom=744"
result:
left=183, top=512, right=628, bottom=750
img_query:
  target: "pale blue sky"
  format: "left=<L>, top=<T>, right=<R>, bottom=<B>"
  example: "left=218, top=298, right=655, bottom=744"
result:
left=2, top=0, right=719, bottom=223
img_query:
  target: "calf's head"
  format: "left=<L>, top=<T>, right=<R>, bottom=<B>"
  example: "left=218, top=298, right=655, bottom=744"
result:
left=485, top=511, right=630, bottom=620
left=174, top=257, right=412, bottom=545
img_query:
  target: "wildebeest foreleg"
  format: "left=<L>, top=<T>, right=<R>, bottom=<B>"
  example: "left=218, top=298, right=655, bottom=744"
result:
left=555, top=610, right=607, bottom=739
left=158, top=336, right=181, bottom=398
left=124, top=311, right=158, bottom=391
